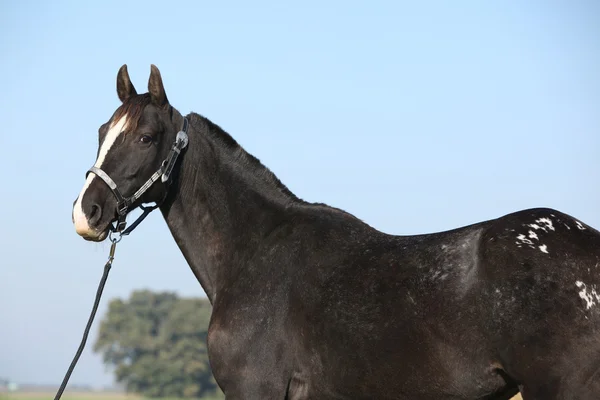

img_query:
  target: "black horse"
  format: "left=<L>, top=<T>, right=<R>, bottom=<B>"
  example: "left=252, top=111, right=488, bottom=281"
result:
left=73, top=65, right=600, bottom=399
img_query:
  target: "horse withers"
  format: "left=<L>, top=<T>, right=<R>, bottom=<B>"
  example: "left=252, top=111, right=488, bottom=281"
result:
left=72, top=64, right=600, bottom=399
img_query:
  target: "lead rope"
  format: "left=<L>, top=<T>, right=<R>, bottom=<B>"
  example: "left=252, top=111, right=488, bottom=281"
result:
left=53, top=239, right=118, bottom=400
left=54, top=204, right=161, bottom=400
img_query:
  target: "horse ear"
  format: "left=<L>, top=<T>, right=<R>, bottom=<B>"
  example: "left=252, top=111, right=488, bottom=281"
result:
left=148, top=64, right=169, bottom=108
left=116, top=64, right=137, bottom=103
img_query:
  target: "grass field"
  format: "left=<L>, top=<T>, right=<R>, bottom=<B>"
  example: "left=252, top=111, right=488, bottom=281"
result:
left=0, top=391, right=522, bottom=400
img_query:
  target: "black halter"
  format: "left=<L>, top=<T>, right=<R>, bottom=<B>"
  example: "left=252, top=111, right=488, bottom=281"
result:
left=86, top=117, right=189, bottom=239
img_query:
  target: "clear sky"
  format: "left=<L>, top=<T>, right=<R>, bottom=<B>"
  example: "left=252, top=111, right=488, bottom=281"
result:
left=1, top=0, right=598, bottom=388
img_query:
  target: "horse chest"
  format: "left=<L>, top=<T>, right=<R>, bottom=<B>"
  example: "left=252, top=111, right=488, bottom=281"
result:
left=206, top=299, right=293, bottom=390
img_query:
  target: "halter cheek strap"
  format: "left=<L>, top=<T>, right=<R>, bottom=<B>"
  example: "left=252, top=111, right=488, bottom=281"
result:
left=86, top=117, right=189, bottom=237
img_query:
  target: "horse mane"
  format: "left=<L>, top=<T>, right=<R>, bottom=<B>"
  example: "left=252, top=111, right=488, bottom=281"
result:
left=185, top=113, right=361, bottom=220
left=187, top=112, right=302, bottom=203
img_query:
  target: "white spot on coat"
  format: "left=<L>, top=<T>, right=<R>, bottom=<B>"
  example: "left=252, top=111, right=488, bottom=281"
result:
left=528, top=231, right=538, bottom=240
left=575, top=221, right=586, bottom=230
left=539, top=244, right=548, bottom=253
left=535, top=217, right=555, bottom=232
left=516, top=234, right=534, bottom=246
left=575, top=281, right=600, bottom=310
left=73, top=116, right=129, bottom=235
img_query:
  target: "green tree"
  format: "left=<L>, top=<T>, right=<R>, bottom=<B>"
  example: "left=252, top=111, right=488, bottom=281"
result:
left=94, top=290, right=220, bottom=398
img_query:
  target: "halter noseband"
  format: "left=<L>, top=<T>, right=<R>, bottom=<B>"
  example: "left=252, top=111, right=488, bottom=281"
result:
left=86, top=117, right=189, bottom=239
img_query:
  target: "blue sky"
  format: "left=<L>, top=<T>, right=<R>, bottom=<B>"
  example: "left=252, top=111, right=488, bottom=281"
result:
left=1, top=0, right=598, bottom=388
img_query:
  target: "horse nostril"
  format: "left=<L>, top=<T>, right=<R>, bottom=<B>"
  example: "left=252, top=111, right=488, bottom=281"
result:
left=88, top=203, right=102, bottom=227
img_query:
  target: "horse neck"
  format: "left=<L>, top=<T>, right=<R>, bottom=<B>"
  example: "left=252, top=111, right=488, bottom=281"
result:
left=160, top=114, right=297, bottom=303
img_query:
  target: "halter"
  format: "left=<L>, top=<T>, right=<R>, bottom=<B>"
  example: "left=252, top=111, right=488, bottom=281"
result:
left=86, top=117, right=189, bottom=240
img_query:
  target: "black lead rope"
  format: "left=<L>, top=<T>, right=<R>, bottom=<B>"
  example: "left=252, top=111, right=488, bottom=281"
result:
left=52, top=205, right=159, bottom=400
left=53, top=208, right=157, bottom=400
left=54, top=240, right=117, bottom=400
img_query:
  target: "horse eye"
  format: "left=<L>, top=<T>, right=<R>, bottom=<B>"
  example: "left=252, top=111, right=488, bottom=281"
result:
left=139, top=135, right=153, bottom=144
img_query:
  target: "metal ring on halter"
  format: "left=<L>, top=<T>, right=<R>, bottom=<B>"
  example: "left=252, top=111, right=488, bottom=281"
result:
left=109, top=230, right=123, bottom=244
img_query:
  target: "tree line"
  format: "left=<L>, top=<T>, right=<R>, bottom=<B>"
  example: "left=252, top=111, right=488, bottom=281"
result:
left=94, top=290, right=223, bottom=399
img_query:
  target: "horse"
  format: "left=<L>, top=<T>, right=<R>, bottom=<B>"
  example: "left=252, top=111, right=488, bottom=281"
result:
left=72, top=64, right=600, bottom=399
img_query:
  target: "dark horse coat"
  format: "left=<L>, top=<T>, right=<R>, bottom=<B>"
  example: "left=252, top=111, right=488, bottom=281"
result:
left=73, top=65, right=600, bottom=399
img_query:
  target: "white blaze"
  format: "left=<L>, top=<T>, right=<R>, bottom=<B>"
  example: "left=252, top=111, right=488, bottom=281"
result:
left=73, top=116, right=128, bottom=235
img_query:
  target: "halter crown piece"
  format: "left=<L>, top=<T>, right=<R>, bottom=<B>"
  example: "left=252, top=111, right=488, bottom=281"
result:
left=86, top=117, right=189, bottom=240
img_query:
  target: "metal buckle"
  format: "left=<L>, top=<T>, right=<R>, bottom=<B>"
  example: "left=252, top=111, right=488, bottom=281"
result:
left=161, top=131, right=188, bottom=183
left=115, top=219, right=127, bottom=232
left=176, top=130, right=189, bottom=149
left=117, top=201, right=128, bottom=216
